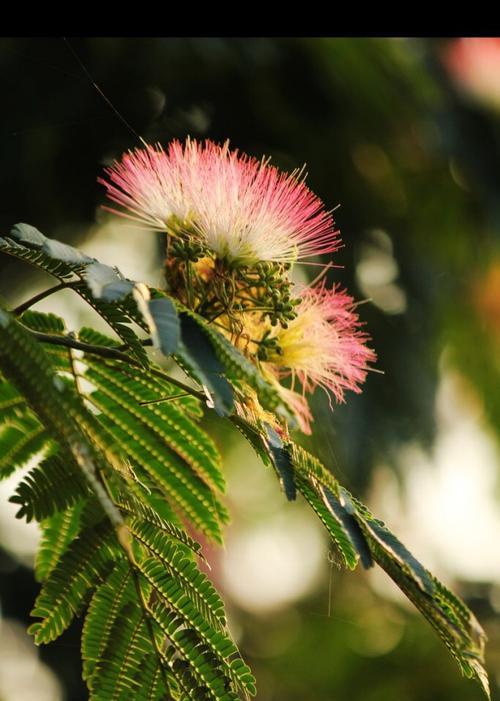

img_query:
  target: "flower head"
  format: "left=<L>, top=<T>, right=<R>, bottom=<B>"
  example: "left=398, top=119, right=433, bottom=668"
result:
left=100, top=138, right=375, bottom=434
left=99, top=138, right=340, bottom=266
left=264, top=281, right=376, bottom=431
left=444, top=38, right=500, bottom=111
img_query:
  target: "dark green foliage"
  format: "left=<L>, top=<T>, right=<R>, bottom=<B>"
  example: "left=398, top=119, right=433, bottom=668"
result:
left=295, top=477, right=359, bottom=570
left=116, top=495, right=204, bottom=559
left=0, top=413, right=48, bottom=477
left=264, top=425, right=296, bottom=501
left=0, top=290, right=254, bottom=699
left=84, top=262, right=135, bottom=302
left=178, top=313, right=235, bottom=416
left=0, top=226, right=149, bottom=366
left=0, top=379, right=27, bottom=422
left=237, top=429, right=489, bottom=696
left=148, top=297, right=180, bottom=355
left=178, top=307, right=293, bottom=420
left=10, top=453, right=89, bottom=522
left=30, top=518, right=116, bottom=644
left=320, top=486, right=373, bottom=569
left=20, top=309, right=66, bottom=334
left=359, top=510, right=433, bottom=593
left=35, top=502, right=86, bottom=582
left=286, top=442, right=488, bottom=698
left=0, top=235, right=490, bottom=700
left=129, top=519, right=227, bottom=630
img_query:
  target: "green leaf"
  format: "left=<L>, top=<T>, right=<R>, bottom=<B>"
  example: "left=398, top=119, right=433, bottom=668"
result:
left=177, top=306, right=292, bottom=420
left=10, top=222, right=93, bottom=265
left=264, top=425, right=296, bottom=501
left=90, top=602, right=155, bottom=701
left=320, top=486, right=373, bottom=569
left=85, top=262, right=135, bottom=302
left=178, top=314, right=234, bottom=417
left=359, top=510, right=433, bottom=593
left=296, top=477, right=358, bottom=570
left=129, top=519, right=226, bottom=630
left=81, top=357, right=227, bottom=540
left=139, top=556, right=255, bottom=699
left=284, top=440, right=489, bottom=697
left=10, top=222, right=48, bottom=247
left=20, top=310, right=66, bottom=334
left=349, top=497, right=489, bottom=697
left=0, top=414, right=48, bottom=478
left=230, top=416, right=273, bottom=468
left=117, top=495, right=204, bottom=560
left=10, top=453, right=88, bottom=522
left=0, top=233, right=148, bottom=365
left=148, top=297, right=180, bottom=356
left=82, top=561, right=136, bottom=684
left=0, top=289, right=253, bottom=698
left=0, top=380, right=28, bottom=423
left=30, top=518, right=115, bottom=644
left=84, top=358, right=225, bottom=492
left=74, top=280, right=150, bottom=367
left=35, top=501, right=86, bottom=581
left=41, top=237, right=94, bottom=265
left=97, top=407, right=226, bottom=542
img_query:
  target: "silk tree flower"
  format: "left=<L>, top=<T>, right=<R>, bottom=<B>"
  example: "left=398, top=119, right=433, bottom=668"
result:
left=444, top=38, right=500, bottom=111
left=99, top=138, right=340, bottom=266
left=264, top=281, right=376, bottom=433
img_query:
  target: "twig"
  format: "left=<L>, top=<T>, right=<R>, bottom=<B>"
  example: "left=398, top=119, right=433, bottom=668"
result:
left=139, top=393, right=191, bottom=406
left=28, top=329, right=206, bottom=402
left=13, top=281, right=75, bottom=315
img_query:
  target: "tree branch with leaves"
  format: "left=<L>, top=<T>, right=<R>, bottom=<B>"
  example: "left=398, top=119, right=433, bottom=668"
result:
left=0, top=137, right=490, bottom=700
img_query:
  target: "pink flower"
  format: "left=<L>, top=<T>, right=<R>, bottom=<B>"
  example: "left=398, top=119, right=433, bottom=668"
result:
left=99, top=138, right=340, bottom=266
left=266, top=281, right=376, bottom=432
left=444, top=38, right=500, bottom=110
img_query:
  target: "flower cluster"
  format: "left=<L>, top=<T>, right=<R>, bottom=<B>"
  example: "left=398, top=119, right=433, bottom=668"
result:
left=100, top=138, right=340, bottom=266
left=100, top=138, right=376, bottom=432
left=444, top=38, right=500, bottom=111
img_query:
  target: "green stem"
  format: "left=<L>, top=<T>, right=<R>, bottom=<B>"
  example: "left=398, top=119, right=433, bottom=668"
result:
left=13, top=281, right=75, bottom=315
left=129, top=567, right=173, bottom=695
left=29, top=329, right=206, bottom=402
left=185, top=259, right=194, bottom=309
left=116, top=338, right=153, bottom=351
left=138, top=393, right=191, bottom=406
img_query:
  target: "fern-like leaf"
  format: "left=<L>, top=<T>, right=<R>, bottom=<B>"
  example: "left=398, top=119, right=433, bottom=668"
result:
left=0, top=285, right=253, bottom=699
left=286, top=440, right=489, bottom=697
left=30, top=516, right=116, bottom=644
left=177, top=307, right=293, bottom=421
left=10, top=452, right=88, bottom=522
left=35, top=501, right=86, bottom=582
left=0, top=413, right=48, bottom=478
left=0, top=226, right=148, bottom=365
left=350, top=496, right=489, bottom=697
left=130, top=519, right=227, bottom=630
left=117, top=495, right=204, bottom=560
left=0, top=228, right=490, bottom=700
left=296, top=477, right=358, bottom=570
left=85, top=357, right=225, bottom=493
left=0, top=379, right=29, bottom=423
left=140, top=555, right=256, bottom=700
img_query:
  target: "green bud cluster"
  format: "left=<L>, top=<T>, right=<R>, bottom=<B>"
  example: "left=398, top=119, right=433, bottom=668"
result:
left=239, top=262, right=299, bottom=328
left=171, top=237, right=207, bottom=262
left=164, top=244, right=300, bottom=365
left=257, top=330, right=284, bottom=361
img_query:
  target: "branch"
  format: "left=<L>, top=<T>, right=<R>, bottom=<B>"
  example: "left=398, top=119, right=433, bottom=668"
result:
left=13, top=281, right=75, bottom=315
left=117, top=338, right=153, bottom=351
left=30, top=329, right=206, bottom=402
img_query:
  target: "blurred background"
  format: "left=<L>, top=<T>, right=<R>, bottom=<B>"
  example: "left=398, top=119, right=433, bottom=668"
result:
left=0, top=37, right=499, bottom=701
